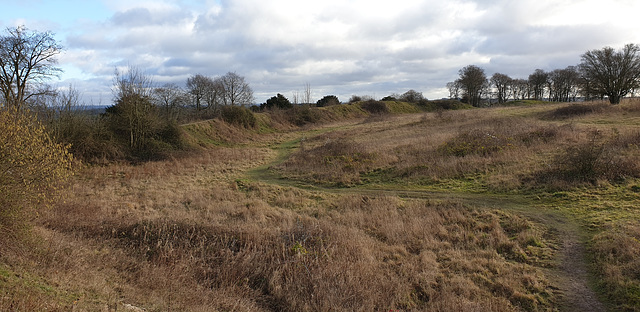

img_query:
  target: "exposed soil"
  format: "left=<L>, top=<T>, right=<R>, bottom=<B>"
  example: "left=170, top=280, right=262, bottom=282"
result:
left=551, top=222, right=607, bottom=312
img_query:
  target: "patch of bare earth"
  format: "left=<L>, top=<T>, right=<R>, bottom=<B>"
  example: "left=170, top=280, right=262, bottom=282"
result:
left=547, top=219, right=606, bottom=312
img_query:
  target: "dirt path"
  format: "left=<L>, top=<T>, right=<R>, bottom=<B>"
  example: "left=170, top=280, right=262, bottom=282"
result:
left=246, top=131, right=608, bottom=311
left=551, top=220, right=607, bottom=312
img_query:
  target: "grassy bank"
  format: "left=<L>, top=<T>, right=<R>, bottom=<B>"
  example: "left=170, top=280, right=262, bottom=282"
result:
left=3, top=99, right=640, bottom=311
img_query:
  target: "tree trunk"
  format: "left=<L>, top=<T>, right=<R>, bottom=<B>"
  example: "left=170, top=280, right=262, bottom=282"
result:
left=609, top=94, right=621, bottom=104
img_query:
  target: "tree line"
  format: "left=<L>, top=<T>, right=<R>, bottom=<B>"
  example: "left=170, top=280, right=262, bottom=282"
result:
left=3, top=25, right=640, bottom=162
left=448, top=44, right=640, bottom=106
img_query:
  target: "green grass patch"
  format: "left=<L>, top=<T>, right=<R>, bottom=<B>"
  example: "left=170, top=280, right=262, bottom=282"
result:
left=384, top=101, right=421, bottom=114
left=321, top=104, right=367, bottom=119
left=0, top=264, right=79, bottom=310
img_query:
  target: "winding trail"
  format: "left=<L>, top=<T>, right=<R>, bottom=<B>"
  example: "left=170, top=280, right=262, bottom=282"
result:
left=245, top=128, right=608, bottom=311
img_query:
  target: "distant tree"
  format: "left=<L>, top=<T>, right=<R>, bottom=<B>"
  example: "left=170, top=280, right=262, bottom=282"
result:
left=548, top=66, right=580, bottom=102
left=303, top=82, right=312, bottom=104
left=510, top=79, right=529, bottom=100
left=113, top=66, right=153, bottom=99
left=399, top=89, right=425, bottom=103
left=262, top=93, right=292, bottom=110
left=153, top=83, right=188, bottom=120
left=579, top=44, right=640, bottom=104
left=106, top=93, right=159, bottom=151
left=528, top=69, right=549, bottom=100
left=0, top=26, right=63, bottom=110
left=39, top=84, right=82, bottom=139
left=186, top=74, right=213, bottom=111
left=457, top=65, right=488, bottom=107
left=206, top=77, right=224, bottom=111
left=219, top=72, right=254, bottom=106
left=292, top=90, right=300, bottom=105
left=446, top=81, right=461, bottom=99
left=316, top=95, right=340, bottom=107
left=490, top=73, right=513, bottom=104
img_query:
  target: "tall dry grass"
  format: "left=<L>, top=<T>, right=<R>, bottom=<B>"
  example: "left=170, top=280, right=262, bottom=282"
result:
left=6, top=99, right=640, bottom=310
left=4, top=135, right=557, bottom=311
left=591, top=222, right=640, bottom=310
left=277, top=100, right=640, bottom=191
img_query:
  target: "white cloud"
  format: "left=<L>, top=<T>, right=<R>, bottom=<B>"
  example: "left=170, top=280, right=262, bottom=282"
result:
left=24, top=0, right=636, bottom=103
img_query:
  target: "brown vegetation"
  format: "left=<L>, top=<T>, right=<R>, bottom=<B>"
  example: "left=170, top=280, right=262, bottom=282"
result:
left=13, top=150, right=555, bottom=311
left=277, top=100, right=640, bottom=191
left=3, top=99, right=640, bottom=311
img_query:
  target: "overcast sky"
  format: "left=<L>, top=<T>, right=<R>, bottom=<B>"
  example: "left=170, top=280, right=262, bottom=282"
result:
left=2, top=0, right=640, bottom=104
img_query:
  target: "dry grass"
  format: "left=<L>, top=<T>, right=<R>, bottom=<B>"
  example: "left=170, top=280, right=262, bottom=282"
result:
left=591, top=222, right=640, bottom=310
left=0, top=134, right=558, bottom=311
left=277, top=100, right=640, bottom=192
left=5, top=99, right=640, bottom=310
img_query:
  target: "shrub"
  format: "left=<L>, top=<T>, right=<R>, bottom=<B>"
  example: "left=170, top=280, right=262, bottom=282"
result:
left=359, top=100, right=389, bottom=114
left=104, top=94, right=163, bottom=151
left=533, top=130, right=640, bottom=186
left=262, top=93, right=292, bottom=110
left=47, top=111, right=123, bottom=163
left=220, top=105, right=257, bottom=128
left=348, top=95, right=362, bottom=103
left=316, top=95, right=340, bottom=107
left=415, top=99, right=470, bottom=111
left=286, top=105, right=323, bottom=126
left=0, top=107, right=73, bottom=244
left=552, top=144, right=637, bottom=184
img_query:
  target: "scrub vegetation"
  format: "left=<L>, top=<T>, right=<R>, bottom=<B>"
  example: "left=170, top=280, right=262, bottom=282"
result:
left=3, top=26, right=640, bottom=311
left=3, top=97, right=640, bottom=311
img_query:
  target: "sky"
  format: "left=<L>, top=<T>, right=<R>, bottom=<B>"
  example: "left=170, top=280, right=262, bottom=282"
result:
left=1, top=0, right=640, bottom=105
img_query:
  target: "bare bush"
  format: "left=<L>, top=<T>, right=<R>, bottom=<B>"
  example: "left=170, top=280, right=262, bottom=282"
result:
left=532, top=130, right=640, bottom=187
left=359, top=100, right=389, bottom=115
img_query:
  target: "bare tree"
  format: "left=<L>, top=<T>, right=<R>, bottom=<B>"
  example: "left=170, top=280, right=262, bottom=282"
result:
left=457, top=65, right=488, bottom=107
left=490, top=73, right=513, bottom=104
left=108, top=66, right=159, bottom=150
left=579, top=44, right=640, bottom=104
left=303, top=82, right=312, bottom=105
left=0, top=26, right=63, bottom=110
left=510, top=79, right=529, bottom=100
left=153, top=83, right=188, bottom=120
left=186, top=74, right=212, bottom=111
left=292, top=90, right=300, bottom=105
left=446, top=81, right=461, bottom=99
left=113, top=66, right=153, bottom=100
left=206, top=77, right=224, bottom=112
left=548, top=66, right=580, bottom=102
left=219, top=72, right=254, bottom=106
